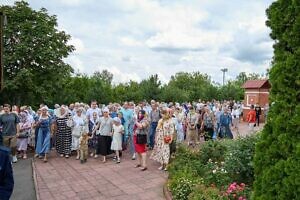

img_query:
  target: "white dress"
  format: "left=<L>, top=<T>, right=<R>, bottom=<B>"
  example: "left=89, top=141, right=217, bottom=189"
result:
left=111, top=124, right=124, bottom=151
left=72, top=115, right=88, bottom=150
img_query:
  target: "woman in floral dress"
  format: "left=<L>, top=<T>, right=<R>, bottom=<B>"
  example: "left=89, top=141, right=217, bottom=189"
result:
left=151, top=109, right=175, bottom=171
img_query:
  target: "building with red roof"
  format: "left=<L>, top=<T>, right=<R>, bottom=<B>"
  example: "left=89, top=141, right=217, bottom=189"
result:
left=242, top=79, right=271, bottom=122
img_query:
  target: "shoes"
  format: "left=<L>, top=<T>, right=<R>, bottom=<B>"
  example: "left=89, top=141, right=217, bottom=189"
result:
left=60, top=154, right=64, bottom=157
left=113, top=156, right=117, bottom=161
left=135, top=164, right=141, bottom=168
left=12, top=156, right=18, bottom=163
left=141, top=167, right=147, bottom=171
left=116, top=159, right=121, bottom=164
left=131, top=154, right=136, bottom=160
left=23, top=154, right=27, bottom=159
left=76, top=156, right=80, bottom=160
left=158, top=166, right=164, bottom=170
left=43, top=158, right=48, bottom=163
left=65, top=155, right=69, bottom=158
left=94, top=155, right=98, bottom=159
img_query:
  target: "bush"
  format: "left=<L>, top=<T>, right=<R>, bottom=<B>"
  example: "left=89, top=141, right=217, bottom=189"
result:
left=189, top=184, right=222, bottom=200
left=168, top=135, right=259, bottom=199
left=198, top=140, right=227, bottom=164
left=168, top=167, right=201, bottom=200
left=224, top=134, right=259, bottom=185
left=253, top=0, right=300, bottom=199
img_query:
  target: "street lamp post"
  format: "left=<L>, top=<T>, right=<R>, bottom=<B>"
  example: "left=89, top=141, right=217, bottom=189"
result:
left=221, top=68, right=228, bottom=86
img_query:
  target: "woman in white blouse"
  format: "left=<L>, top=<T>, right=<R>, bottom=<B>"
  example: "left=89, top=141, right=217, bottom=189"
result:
left=71, top=108, right=88, bottom=159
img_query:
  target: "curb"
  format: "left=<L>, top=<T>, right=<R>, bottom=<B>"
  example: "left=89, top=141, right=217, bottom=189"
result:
left=163, top=182, right=173, bottom=200
left=31, top=159, right=40, bottom=200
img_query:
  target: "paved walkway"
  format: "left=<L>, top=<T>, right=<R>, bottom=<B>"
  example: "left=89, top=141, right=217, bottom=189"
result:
left=33, top=151, right=167, bottom=200
left=11, top=157, right=36, bottom=200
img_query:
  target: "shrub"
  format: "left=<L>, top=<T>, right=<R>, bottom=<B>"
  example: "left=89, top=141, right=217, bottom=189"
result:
left=223, top=182, right=251, bottom=200
left=253, top=0, right=300, bottom=199
left=198, top=140, right=227, bottom=163
left=189, top=184, right=222, bottom=200
left=168, top=167, right=201, bottom=200
left=203, top=159, right=231, bottom=188
left=224, top=134, right=259, bottom=185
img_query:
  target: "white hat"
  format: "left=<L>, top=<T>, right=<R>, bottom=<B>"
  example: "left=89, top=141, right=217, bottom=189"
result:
left=41, top=106, right=48, bottom=111
left=113, top=117, right=121, bottom=123
left=103, top=107, right=109, bottom=113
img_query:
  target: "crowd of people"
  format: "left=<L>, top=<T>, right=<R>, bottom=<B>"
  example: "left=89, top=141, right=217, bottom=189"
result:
left=0, top=100, right=266, bottom=167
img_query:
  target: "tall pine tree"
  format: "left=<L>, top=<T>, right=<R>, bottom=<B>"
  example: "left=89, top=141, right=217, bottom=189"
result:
left=253, top=0, right=300, bottom=199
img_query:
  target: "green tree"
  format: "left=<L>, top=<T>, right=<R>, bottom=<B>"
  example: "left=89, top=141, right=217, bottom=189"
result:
left=139, top=74, right=161, bottom=101
left=0, top=1, right=74, bottom=106
left=253, top=0, right=300, bottom=199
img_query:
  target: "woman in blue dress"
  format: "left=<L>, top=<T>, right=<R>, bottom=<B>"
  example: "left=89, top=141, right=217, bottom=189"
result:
left=219, top=108, right=233, bottom=139
left=35, top=106, right=52, bottom=162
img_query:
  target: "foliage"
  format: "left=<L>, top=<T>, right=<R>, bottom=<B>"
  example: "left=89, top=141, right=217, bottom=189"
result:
left=198, top=140, right=227, bottom=164
left=203, top=159, right=231, bottom=188
left=189, top=184, right=222, bottom=200
left=168, top=168, right=201, bottom=200
left=253, top=0, right=300, bottom=199
left=0, top=1, right=74, bottom=106
left=168, top=135, right=259, bottom=199
left=224, top=135, right=259, bottom=185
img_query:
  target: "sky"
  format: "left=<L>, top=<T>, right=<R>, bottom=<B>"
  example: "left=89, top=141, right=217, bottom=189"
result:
left=1, top=0, right=275, bottom=84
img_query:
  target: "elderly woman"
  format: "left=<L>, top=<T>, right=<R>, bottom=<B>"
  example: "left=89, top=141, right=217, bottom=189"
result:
left=71, top=108, right=88, bottom=160
left=150, top=109, right=175, bottom=171
left=35, top=106, right=52, bottom=162
left=55, top=105, right=72, bottom=158
left=17, top=111, right=31, bottom=159
left=93, top=107, right=113, bottom=162
left=133, top=110, right=149, bottom=171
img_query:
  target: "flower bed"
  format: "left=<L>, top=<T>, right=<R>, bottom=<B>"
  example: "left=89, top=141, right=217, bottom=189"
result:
left=168, top=134, right=259, bottom=200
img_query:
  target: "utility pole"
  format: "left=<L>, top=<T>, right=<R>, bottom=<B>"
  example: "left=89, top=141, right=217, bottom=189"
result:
left=221, top=68, right=228, bottom=86
left=0, top=11, right=5, bottom=91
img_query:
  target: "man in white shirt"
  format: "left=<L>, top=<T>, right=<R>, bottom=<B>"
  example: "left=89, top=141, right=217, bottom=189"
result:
left=86, top=100, right=102, bottom=120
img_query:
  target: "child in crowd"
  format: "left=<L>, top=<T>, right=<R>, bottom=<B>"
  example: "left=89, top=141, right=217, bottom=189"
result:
left=111, top=117, right=124, bottom=163
left=79, top=132, right=90, bottom=164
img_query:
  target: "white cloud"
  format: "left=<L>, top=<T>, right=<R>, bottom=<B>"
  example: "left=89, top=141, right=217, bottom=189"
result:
left=68, top=37, right=85, bottom=54
left=120, top=37, right=143, bottom=47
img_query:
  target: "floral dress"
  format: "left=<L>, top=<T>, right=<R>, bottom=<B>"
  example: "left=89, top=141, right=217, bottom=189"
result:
left=150, top=118, right=175, bottom=165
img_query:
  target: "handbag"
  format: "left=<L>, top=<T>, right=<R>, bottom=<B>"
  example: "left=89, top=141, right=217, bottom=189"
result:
left=18, top=131, right=30, bottom=138
left=164, top=135, right=172, bottom=144
left=136, top=127, right=147, bottom=144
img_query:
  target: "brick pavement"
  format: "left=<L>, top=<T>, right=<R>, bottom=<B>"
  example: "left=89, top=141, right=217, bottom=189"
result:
left=33, top=122, right=263, bottom=200
left=33, top=150, right=167, bottom=200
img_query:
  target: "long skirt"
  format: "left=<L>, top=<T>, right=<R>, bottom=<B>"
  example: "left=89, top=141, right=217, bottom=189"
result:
left=176, top=123, right=184, bottom=142
left=17, top=138, right=28, bottom=151
left=56, top=129, right=72, bottom=156
left=97, top=135, right=112, bottom=156
left=36, top=128, right=50, bottom=155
